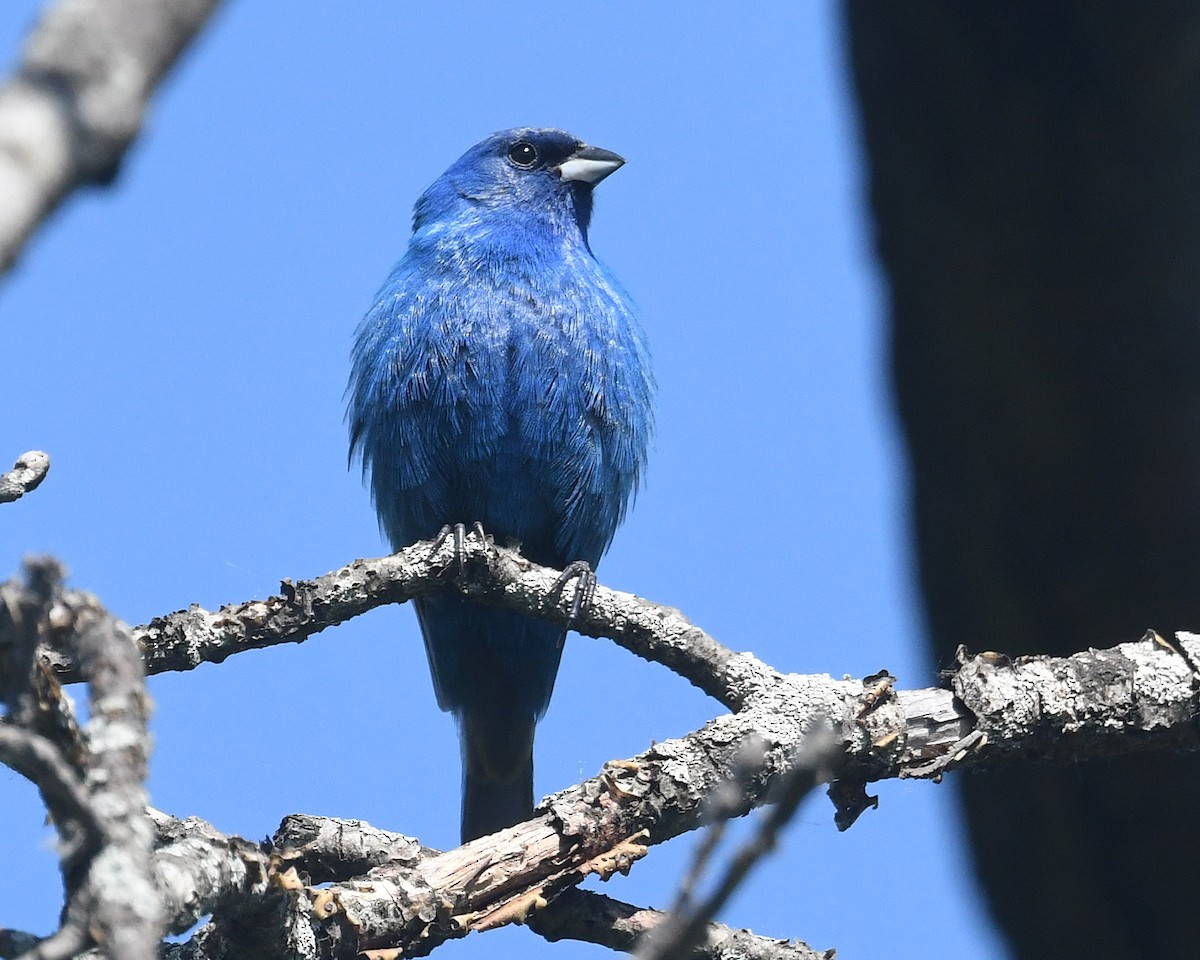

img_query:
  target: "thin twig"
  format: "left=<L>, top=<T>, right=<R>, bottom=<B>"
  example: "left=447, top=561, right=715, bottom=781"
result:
left=664, top=736, right=771, bottom=924
left=0, top=722, right=102, bottom=848
left=635, top=730, right=840, bottom=960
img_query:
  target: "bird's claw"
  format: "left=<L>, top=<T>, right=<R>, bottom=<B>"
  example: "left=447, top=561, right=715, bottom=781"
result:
left=431, top=522, right=488, bottom=575
left=552, top=560, right=597, bottom=626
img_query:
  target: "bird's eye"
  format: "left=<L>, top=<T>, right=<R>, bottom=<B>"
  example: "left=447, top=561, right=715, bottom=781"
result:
left=507, top=141, right=539, bottom=168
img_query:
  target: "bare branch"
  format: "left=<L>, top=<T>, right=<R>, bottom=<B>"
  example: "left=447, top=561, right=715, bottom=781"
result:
left=35, top=536, right=776, bottom=709
left=534, top=890, right=832, bottom=960
left=233, top=708, right=840, bottom=955
left=10, top=541, right=1200, bottom=955
left=150, top=809, right=274, bottom=935
left=0, top=451, right=49, bottom=504
left=270, top=813, right=831, bottom=960
left=0, top=0, right=224, bottom=274
left=271, top=813, right=432, bottom=883
left=0, top=722, right=102, bottom=851
left=1, top=560, right=161, bottom=960
left=14, top=540, right=1200, bottom=789
left=18, top=609, right=1200, bottom=957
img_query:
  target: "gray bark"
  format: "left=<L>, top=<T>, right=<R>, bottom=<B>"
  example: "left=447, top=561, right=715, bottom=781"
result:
left=0, top=0, right=224, bottom=274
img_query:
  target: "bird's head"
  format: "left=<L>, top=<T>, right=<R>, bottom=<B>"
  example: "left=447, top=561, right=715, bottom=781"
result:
left=412, top=128, right=625, bottom=244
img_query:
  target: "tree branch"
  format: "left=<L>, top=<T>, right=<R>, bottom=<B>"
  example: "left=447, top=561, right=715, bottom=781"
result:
left=11, top=538, right=1200, bottom=790
left=151, top=811, right=834, bottom=960
left=0, top=932, right=44, bottom=960
left=33, top=535, right=789, bottom=709
left=71, top=606, right=159, bottom=960
left=8, top=540, right=1200, bottom=956
left=0, top=722, right=102, bottom=852
left=0, top=561, right=160, bottom=960
left=161, top=619, right=1200, bottom=959
left=632, top=732, right=840, bottom=960
left=150, top=809, right=275, bottom=935
left=534, top=889, right=832, bottom=960
left=0, top=0, right=224, bottom=274
left=0, top=451, right=49, bottom=504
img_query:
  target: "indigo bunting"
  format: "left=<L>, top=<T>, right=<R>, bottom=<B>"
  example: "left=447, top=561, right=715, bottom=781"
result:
left=348, top=128, right=654, bottom=841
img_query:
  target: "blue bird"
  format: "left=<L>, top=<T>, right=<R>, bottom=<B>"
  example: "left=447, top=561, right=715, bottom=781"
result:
left=347, top=128, right=654, bottom=842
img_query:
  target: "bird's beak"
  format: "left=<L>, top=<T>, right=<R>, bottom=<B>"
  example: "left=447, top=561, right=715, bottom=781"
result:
left=557, top=145, right=626, bottom=185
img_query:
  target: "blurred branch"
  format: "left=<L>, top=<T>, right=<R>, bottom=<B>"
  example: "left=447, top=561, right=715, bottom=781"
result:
left=1, top=810, right=275, bottom=960
left=0, top=722, right=101, bottom=847
left=71, top=604, right=159, bottom=959
left=0, top=451, right=49, bottom=503
left=0, top=932, right=43, bottom=960
left=0, top=559, right=160, bottom=960
left=0, top=0, right=224, bottom=274
left=634, top=731, right=839, bottom=960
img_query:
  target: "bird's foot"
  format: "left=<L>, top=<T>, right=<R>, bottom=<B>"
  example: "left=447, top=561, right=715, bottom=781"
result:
left=551, top=560, right=597, bottom=626
left=431, top=521, right=488, bottom=576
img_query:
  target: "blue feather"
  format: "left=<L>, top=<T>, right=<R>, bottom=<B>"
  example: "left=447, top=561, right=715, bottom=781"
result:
left=348, top=128, right=654, bottom=841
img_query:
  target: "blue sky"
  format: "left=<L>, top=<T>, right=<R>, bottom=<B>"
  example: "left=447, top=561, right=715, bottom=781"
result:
left=0, top=3, right=1005, bottom=957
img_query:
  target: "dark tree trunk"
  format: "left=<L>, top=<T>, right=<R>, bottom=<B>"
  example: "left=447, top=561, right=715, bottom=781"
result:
left=845, top=4, right=1200, bottom=958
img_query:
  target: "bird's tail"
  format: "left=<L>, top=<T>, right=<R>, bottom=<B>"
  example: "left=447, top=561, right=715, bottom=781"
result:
left=460, top=708, right=536, bottom=842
